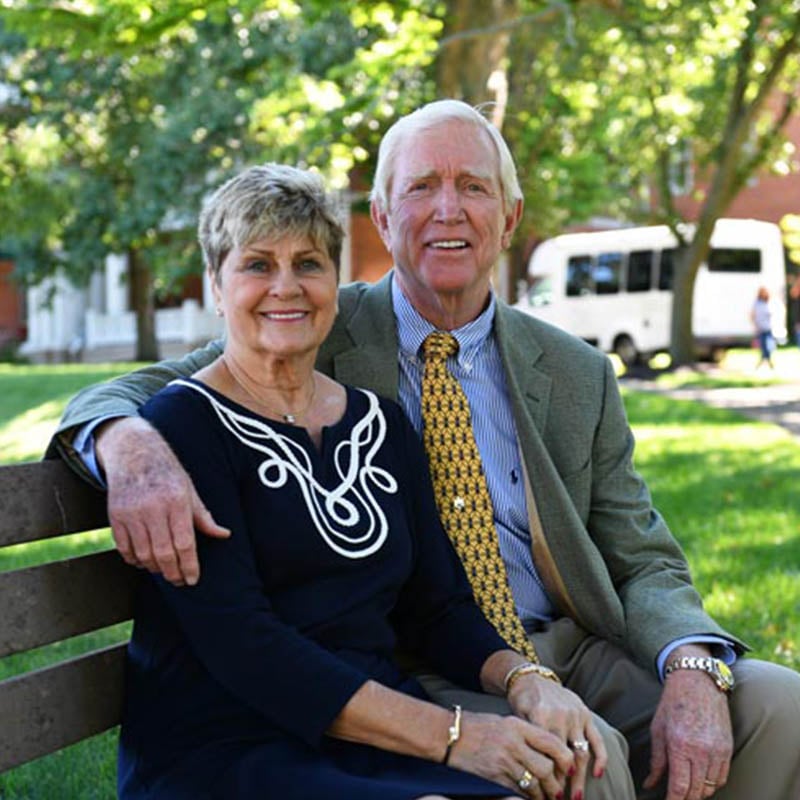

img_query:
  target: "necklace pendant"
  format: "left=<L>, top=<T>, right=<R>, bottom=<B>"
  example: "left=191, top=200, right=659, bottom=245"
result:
left=282, top=413, right=297, bottom=424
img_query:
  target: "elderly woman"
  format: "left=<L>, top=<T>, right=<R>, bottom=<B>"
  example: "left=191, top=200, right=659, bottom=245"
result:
left=118, top=164, right=596, bottom=800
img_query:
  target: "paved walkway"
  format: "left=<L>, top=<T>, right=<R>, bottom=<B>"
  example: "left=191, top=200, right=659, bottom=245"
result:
left=620, top=368, right=800, bottom=440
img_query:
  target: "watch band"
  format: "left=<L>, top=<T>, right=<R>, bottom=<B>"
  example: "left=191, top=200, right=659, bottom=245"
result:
left=664, top=655, right=734, bottom=693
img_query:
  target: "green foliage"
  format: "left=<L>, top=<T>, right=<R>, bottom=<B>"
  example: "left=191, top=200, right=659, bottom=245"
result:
left=0, top=2, right=441, bottom=293
left=500, top=0, right=800, bottom=238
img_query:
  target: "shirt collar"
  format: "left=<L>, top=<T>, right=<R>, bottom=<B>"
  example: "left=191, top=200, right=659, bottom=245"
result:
left=390, top=272, right=496, bottom=366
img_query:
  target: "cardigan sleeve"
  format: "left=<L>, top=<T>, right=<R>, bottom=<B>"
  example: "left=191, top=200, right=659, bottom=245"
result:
left=45, top=340, right=224, bottom=481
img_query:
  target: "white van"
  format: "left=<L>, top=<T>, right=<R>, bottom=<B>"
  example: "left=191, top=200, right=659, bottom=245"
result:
left=514, top=218, right=787, bottom=364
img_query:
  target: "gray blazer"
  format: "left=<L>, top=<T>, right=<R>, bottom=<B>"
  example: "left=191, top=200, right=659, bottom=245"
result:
left=51, top=271, right=743, bottom=670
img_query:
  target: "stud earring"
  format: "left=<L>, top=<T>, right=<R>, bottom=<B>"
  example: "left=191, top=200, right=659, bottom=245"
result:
left=215, top=307, right=223, bottom=317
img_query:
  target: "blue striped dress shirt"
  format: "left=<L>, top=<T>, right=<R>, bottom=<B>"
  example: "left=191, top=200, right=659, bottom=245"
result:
left=391, top=278, right=555, bottom=628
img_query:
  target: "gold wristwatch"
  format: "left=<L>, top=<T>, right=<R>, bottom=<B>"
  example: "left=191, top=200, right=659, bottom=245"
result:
left=664, top=656, right=735, bottom=693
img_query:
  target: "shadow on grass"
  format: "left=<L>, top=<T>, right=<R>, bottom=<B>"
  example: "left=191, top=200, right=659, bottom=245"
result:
left=622, top=390, right=755, bottom=427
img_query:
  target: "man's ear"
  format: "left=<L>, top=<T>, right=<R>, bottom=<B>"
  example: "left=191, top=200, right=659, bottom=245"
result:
left=501, top=198, right=524, bottom=250
left=370, top=199, right=392, bottom=250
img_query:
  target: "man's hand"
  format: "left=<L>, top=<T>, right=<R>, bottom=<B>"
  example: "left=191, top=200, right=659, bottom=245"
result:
left=508, top=674, right=607, bottom=796
left=96, top=417, right=230, bottom=586
left=644, top=647, right=733, bottom=800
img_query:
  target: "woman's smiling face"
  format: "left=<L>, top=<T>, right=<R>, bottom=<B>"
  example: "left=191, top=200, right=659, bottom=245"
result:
left=213, top=233, right=338, bottom=361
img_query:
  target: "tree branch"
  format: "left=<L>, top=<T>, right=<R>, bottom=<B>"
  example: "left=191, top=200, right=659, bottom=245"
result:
left=697, top=6, right=800, bottom=232
left=437, top=2, right=576, bottom=50
left=731, top=90, right=799, bottom=199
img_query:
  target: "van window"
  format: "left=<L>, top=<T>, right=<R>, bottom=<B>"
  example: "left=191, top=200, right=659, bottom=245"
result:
left=595, top=252, right=622, bottom=294
left=708, top=248, right=761, bottom=273
left=659, top=248, right=676, bottom=290
left=566, top=256, right=593, bottom=296
left=627, top=250, right=654, bottom=292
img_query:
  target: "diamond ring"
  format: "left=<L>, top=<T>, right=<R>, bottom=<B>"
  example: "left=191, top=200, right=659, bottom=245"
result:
left=518, top=769, right=534, bottom=790
left=570, top=739, right=590, bottom=752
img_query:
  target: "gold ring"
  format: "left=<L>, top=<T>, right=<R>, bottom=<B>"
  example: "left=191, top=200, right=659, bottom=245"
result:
left=704, top=779, right=717, bottom=787
left=518, top=769, right=534, bottom=790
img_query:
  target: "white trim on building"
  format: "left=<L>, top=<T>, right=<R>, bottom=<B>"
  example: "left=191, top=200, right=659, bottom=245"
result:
left=20, top=253, right=224, bottom=362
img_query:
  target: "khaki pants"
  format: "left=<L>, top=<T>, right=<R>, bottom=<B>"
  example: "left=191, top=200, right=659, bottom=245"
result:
left=417, top=618, right=800, bottom=800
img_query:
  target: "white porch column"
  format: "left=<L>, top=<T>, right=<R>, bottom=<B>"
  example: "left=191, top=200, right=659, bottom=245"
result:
left=20, top=272, right=86, bottom=356
left=337, top=190, right=352, bottom=285
left=105, top=253, right=128, bottom=314
left=88, top=269, right=105, bottom=312
left=202, top=269, right=216, bottom=312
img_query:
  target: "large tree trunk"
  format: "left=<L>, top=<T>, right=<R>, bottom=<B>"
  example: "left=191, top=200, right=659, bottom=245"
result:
left=669, top=247, right=697, bottom=365
left=670, top=216, right=722, bottom=366
left=436, top=0, right=518, bottom=107
left=129, top=248, right=159, bottom=362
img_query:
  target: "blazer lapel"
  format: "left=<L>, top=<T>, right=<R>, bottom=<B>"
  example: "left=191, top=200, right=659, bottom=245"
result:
left=332, top=273, right=400, bottom=401
left=494, top=305, right=551, bottom=436
left=494, top=303, right=625, bottom=638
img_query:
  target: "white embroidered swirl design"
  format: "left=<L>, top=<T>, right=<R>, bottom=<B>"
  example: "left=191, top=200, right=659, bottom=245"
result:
left=173, top=380, right=397, bottom=559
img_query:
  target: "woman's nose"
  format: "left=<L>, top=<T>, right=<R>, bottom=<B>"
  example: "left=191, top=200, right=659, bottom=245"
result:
left=270, top=267, right=302, bottom=296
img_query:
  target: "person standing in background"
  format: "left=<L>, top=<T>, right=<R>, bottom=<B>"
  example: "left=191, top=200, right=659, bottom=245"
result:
left=750, top=286, right=775, bottom=369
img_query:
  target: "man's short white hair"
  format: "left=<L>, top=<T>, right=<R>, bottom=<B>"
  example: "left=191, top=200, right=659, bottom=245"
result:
left=370, top=99, right=523, bottom=213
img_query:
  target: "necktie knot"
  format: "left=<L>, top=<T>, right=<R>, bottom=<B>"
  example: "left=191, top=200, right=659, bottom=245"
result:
left=423, top=331, right=459, bottom=362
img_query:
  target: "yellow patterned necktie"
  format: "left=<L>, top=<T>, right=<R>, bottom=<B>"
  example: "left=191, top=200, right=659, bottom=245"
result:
left=420, top=332, right=538, bottom=662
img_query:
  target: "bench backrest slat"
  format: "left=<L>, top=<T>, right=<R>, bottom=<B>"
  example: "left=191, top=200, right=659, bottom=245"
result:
left=0, top=550, right=138, bottom=658
left=0, top=460, right=136, bottom=775
left=0, top=643, right=127, bottom=772
left=0, top=459, right=108, bottom=545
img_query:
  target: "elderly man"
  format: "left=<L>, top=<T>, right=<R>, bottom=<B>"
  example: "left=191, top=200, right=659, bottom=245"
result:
left=51, top=100, right=799, bottom=800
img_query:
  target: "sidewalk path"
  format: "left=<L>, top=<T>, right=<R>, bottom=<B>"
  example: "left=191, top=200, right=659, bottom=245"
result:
left=620, top=371, right=800, bottom=440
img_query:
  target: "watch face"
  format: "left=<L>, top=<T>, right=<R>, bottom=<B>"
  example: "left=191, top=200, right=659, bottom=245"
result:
left=715, top=659, right=735, bottom=689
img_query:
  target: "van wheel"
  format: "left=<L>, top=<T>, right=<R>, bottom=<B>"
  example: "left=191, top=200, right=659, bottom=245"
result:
left=614, top=335, right=639, bottom=367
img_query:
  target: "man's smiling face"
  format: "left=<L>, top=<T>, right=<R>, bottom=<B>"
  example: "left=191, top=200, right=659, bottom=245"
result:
left=371, top=119, right=520, bottom=327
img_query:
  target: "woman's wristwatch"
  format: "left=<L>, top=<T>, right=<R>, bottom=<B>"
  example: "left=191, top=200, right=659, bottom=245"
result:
left=664, top=656, right=735, bottom=693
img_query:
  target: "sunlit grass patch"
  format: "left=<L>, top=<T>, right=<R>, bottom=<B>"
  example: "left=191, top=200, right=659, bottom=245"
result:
left=622, top=389, right=800, bottom=671
left=0, top=363, right=142, bottom=465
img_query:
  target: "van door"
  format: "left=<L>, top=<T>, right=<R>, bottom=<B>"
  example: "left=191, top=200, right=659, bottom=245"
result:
left=693, top=247, right=762, bottom=342
left=626, top=249, right=670, bottom=353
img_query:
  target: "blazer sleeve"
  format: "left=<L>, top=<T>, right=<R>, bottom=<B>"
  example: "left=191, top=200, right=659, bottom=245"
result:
left=45, top=339, right=224, bottom=481
left=139, top=386, right=370, bottom=747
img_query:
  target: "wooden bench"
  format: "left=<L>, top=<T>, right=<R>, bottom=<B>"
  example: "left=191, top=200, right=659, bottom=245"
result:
left=0, top=459, right=137, bottom=774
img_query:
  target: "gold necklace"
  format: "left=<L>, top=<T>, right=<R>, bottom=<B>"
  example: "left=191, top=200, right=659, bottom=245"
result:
left=223, top=358, right=317, bottom=425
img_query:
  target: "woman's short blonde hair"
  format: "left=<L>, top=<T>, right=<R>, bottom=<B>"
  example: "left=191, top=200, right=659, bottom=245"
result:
left=198, top=163, right=345, bottom=281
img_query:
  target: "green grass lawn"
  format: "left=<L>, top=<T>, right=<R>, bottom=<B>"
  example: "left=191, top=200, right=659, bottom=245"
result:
left=0, top=359, right=798, bottom=797
left=0, top=363, right=144, bottom=464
